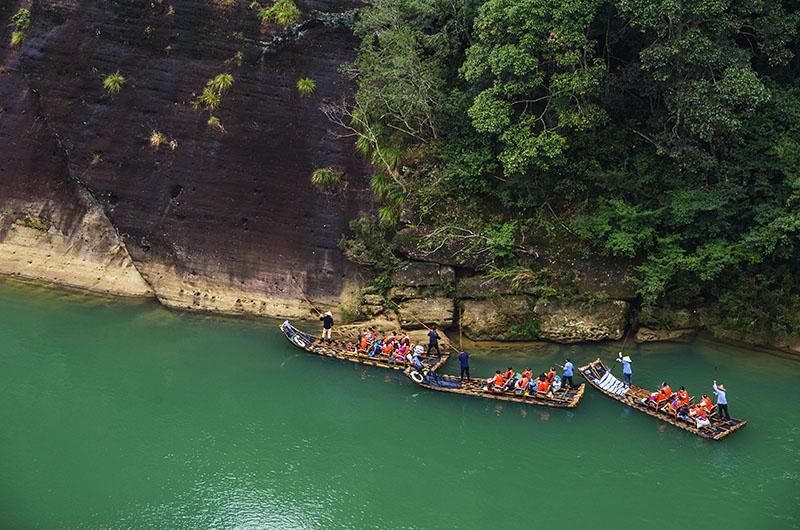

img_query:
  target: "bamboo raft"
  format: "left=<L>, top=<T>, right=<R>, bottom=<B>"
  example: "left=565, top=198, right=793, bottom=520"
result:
left=404, top=368, right=585, bottom=408
left=579, top=358, right=747, bottom=440
left=280, top=320, right=449, bottom=372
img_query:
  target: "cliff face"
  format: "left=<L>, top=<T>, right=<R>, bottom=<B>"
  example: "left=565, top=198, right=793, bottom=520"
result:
left=1, top=0, right=371, bottom=315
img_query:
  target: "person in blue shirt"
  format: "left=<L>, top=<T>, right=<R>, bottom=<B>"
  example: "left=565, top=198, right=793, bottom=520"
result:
left=458, top=351, right=470, bottom=380
left=427, top=327, right=441, bottom=356
left=561, top=359, right=574, bottom=388
left=712, top=380, right=730, bottom=419
left=617, top=352, right=632, bottom=387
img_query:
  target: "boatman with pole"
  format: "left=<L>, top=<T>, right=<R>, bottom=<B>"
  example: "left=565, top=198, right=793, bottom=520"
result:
left=427, top=327, right=441, bottom=356
left=458, top=350, right=470, bottom=380
left=561, top=358, right=574, bottom=388
left=319, top=311, right=334, bottom=345
left=617, top=352, right=632, bottom=387
left=712, top=380, right=730, bottom=419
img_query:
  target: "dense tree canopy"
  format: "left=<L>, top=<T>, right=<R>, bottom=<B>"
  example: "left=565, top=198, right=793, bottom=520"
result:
left=339, top=0, right=800, bottom=339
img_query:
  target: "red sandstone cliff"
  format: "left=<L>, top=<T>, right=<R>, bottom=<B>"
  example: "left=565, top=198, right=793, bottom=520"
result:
left=0, top=0, right=372, bottom=316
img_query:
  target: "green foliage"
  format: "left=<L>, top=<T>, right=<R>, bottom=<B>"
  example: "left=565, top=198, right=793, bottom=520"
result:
left=10, top=31, right=25, bottom=48
left=103, top=72, right=126, bottom=94
left=208, top=73, right=234, bottom=94
left=258, top=0, right=301, bottom=27
left=508, top=314, right=541, bottom=339
left=337, top=0, right=800, bottom=341
left=310, top=167, right=344, bottom=194
left=11, top=8, right=31, bottom=31
left=296, top=77, right=316, bottom=95
left=339, top=217, right=404, bottom=272
left=482, top=221, right=518, bottom=263
left=194, top=73, right=234, bottom=111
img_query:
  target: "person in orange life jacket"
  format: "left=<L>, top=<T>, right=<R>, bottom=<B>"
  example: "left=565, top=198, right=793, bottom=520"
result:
left=382, top=331, right=398, bottom=356
left=488, top=370, right=505, bottom=390
left=319, top=311, right=334, bottom=344
left=427, top=327, right=442, bottom=356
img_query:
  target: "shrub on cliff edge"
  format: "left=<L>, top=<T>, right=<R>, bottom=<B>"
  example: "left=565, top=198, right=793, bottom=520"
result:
left=258, top=0, right=301, bottom=27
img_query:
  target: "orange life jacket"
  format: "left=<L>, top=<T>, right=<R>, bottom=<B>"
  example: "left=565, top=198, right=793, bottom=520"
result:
left=677, top=390, right=689, bottom=406
left=493, top=374, right=505, bottom=387
left=504, top=369, right=515, bottom=380
left=382, top=342, right=394, bottom=354
left=546, top=370, right=556, bottom=382
left=701, top=396, right=713, bottom=412
left=359, top=337, right=369, bottom=351
left=522, top=370, right=532, bottom=379
left=538, top=380, right=550, bottom=392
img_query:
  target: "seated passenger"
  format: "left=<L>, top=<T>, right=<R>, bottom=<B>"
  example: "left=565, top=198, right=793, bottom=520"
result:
left=545, top=368, right=557, bottom=383
left=399, top=333, right=411, bottom=348
left=489, top=371, right=505, bottom=391
left=357, top=331, right=371, bottom=354
left=695, top=413, right=711, bottom=429
left=664, top=387, right=689, bottom=414
left=646, top=382, right=672, bottom=405
left=689, top=395, right=714, bottom=417
left=369, top=338, right=383, bottom=358
left=411, top=353, right=424, bottom=371
left=515, top=375, right=530, bottom=394
left=537, top=378, right=551, bottom=393
left=521, top=368, right=533, bottom=380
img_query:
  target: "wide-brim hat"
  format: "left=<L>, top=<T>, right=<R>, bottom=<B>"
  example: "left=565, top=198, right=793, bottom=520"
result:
left=718, top=384, right=726, bottom=391
left=325, top=311, right=333, bottom=316
left=621, top=356, right=632, bottom=363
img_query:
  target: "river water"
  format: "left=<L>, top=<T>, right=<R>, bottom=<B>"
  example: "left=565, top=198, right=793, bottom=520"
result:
left=0, top=278, right=798, bottom=529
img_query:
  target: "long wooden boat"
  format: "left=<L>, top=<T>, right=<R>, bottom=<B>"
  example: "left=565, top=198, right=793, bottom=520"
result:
left=280, top=320, right=449, bottom=372
left=579, top=358, right=747, bottom=440
left=404, top=368, right=585, bottom=408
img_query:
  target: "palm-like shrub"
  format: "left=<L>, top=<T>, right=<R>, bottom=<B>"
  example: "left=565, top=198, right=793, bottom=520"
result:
left=296, top=77, right=316, bottom=96
left=208, top=73, right=234, bottom=94
left=103, top=71, right=126, bottom=94
left=311, top=167, right=345, bottom=194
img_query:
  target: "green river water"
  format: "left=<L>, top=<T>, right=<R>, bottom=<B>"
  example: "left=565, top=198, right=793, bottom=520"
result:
left=0, top=278, right=798, bottom=529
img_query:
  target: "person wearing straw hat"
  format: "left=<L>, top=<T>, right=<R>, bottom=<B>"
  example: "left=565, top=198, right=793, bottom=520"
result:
left=617, top=352, right=632, bottom=387
left=319, top=311, right=334, bottom=344
left=712, top=380, right=730, bottom=419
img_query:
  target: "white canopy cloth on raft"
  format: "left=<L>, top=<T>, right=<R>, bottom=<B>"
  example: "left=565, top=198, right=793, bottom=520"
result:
left=594, top=371, right=630, bottom=396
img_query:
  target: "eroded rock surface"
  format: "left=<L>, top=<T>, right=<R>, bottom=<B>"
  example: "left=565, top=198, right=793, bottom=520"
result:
left=460, top=297, right=534, bottom=341
left=534, top=299, right=629, bottom=343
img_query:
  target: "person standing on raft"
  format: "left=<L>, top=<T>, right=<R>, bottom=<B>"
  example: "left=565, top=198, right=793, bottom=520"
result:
left=319, top=311, right=334, bottom=345
left=561, top=359, right=574, bottom=388
left=427, top=327, right=441, bottom=356
left=617, top=352, right=632, bottom=387
left=713, top=380, right=730, bottom=419
left=458, top=350, right=470, bottom=380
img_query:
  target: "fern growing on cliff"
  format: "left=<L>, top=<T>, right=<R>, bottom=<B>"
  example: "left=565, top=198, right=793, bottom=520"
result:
left=296, top=77, right=316, bottom=96
left=103, top=71, right=126, bottom=94
left=208, top=73, right=234, bottom=94
left=193, top=73, right=234, bottom=111
left=258, top=0, right=301, bottom=27
left=311, top=167, right=344, bottom=194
